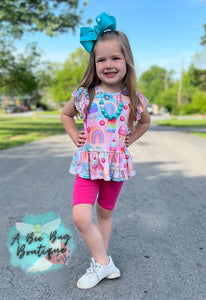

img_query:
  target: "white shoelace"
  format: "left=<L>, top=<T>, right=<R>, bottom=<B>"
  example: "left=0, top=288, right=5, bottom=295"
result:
left=86, top=259, right=102, bottom=280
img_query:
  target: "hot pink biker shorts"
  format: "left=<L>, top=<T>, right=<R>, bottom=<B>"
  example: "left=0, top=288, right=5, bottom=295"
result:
left=73, top=176, right=124, bottom=210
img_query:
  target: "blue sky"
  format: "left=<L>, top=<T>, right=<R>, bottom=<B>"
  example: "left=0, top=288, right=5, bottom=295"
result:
left=16, top=0, right=206, bottom=79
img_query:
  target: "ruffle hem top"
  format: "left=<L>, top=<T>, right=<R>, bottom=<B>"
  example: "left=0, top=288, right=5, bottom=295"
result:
left=69, top=86, right=148, bottom=181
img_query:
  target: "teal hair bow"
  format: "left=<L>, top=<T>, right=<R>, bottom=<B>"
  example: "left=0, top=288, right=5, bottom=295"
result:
left=80, top=12, right=116, bottom=53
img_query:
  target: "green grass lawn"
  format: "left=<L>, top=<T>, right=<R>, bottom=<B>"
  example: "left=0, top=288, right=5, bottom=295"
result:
left=190, top=132, right=206, bottom=138
left=155, top=118, right=206, bottom=138
left=0, top=117, right=83, bottom=150
left=155, top=118, right=206, bottom=127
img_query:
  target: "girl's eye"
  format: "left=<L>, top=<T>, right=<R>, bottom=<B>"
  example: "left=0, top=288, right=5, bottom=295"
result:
left=97, top=59, right=104, bottom=63
left=113, top=57, right=120, bottom=61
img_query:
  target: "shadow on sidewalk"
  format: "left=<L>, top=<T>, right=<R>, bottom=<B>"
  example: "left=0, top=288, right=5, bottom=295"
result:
left=1, top=144, right=206, bottom=299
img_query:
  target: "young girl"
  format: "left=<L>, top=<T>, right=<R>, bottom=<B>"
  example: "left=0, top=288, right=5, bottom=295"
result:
left=61, top=12, right=151, bottom=289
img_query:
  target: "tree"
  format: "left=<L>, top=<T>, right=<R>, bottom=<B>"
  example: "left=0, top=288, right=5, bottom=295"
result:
left=0, top=0, right=89, bottom=104
left=192, top=49, right=206, bottom=70
left=201, top=23, right=206, bottom=45
left=193, top=69, right=206, bottom=91
left=157, top=64, right=206, bottom=114
left=36, top=62, right=62, bottom=91
left=189, top=90, right=206, bottom=114
left=154, top=85, right=178, bottom=112
left=191, top=50, right=206, bottom=91
left=138, top=65, right=175, bottom=103
left=0, top=0, right=89, bottom=38
left=179, top=64, right=196, bottom=104
left=51, top=48, right=89, bottom=103
left=0, top=43, right=40, bottom=101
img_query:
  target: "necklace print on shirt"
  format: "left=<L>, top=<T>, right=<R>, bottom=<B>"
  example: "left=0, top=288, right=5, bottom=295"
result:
left=99, top=93, right=124, bottom=120
left=99, top=98, right=123, bottom=119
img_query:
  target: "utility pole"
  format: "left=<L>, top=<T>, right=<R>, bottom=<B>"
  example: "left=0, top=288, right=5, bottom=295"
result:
left=164, top=74, right=168, bottom=91
left=177, top=58, right=184, bottom=105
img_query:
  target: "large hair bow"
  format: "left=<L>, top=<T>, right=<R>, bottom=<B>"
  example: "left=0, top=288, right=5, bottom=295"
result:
left=80, top=12, right=116, bottom=53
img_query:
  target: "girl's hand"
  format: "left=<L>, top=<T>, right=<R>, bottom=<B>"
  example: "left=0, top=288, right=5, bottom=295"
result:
left=74, top=130, right=86, bottom=147
left=125, top=108, right=151, bottom=147
left=125, top=133, right=134, bottom=147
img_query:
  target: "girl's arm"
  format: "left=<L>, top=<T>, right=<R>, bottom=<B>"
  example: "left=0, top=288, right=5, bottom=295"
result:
left=60, top=97, right=86, bottom=147
left=125, top=107, right=151, bottom=147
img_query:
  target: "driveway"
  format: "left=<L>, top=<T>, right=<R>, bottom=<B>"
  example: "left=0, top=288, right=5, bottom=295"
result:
left=0, top=122, right=206, bottom=300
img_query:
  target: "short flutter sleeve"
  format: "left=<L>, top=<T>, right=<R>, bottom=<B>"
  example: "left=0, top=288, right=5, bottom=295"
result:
left=136, top=93, right=148, bottom=121
left=72, top=87, right=88, bottom=119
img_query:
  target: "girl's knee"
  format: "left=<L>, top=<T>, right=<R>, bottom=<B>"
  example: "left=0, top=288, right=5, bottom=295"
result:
left=96, top=204, right=113, bottom=219
left=72, top=206, right=92, bottom=231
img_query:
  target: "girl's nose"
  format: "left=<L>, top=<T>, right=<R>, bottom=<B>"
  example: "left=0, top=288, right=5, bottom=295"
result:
left=104, top=60, right=112, bottom=69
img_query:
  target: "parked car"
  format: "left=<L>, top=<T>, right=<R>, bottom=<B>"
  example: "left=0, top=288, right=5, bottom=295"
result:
left=13, top=105, right=21, bottom=113
left=4, top=105, right=20, bottom=113
left=19, top=104, right=29, bottom=112
left=4, top=104, right=29, bottom=113
left=147, top=104, right=154, bottom=115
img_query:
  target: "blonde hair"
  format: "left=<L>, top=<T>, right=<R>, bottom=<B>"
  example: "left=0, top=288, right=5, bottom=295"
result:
left=77, top=31, right=140, bottom=130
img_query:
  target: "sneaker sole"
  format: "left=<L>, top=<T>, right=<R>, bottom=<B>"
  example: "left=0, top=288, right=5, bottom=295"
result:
left=106, top=270, right=121, bottom=279
left=77, top=281, right=98, bottom=289
left=77, top=272, right=120, bottom=289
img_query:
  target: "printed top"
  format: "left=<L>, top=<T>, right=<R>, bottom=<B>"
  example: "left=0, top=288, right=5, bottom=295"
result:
left=69, top=85, right=148, bottom=181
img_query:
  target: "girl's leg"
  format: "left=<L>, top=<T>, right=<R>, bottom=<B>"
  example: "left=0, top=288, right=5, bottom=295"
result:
left=96, top=203, right=113, bottom=251
left=72, top=204, right=109, bottom=266
left=96, top=180, right=124, bottom=250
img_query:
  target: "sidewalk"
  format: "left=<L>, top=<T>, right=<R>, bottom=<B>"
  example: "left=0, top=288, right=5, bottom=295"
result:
left=1, top=129, right=206, bottom=300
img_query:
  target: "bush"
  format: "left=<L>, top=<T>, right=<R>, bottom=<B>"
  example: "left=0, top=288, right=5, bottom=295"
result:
left=182, top=90, right=206, bottom=114
left=172, top=104, right=185, bottom=115
left=154, top=85, right=178, bottom=112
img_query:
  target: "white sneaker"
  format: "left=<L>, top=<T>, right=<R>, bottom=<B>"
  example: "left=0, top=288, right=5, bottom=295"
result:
left=90, top=257, right=120, bottom=279
left=77, top=257, right=120, bottom=289
left=106, top=265, right=121, bottom=279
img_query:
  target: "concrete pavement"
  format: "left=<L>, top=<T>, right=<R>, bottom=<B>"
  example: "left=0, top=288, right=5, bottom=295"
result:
left=0, top=123, right=206, bottom=300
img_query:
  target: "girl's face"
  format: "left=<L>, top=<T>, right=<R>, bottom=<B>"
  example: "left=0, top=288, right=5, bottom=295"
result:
left=94, top=39, right=127, bottom=93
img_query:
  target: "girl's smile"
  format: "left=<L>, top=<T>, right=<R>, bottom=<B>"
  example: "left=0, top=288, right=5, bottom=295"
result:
left=104, top=71, right=117, bottom=78
left=94, top=39, right=127, bottom=93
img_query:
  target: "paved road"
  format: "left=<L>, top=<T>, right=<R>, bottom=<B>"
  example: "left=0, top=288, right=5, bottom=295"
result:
left=0, top=122, right=206, bottom=300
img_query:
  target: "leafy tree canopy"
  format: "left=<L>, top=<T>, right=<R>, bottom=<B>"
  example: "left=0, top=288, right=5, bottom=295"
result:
left=139, top=65, right=175, bottom=102
left=51, top=47, right=88, bottom=103
left=0, top=1, right=89, bottom=102
left=201, top=23, right=206, bottom=45
left=154, top=85, right=178, bottom=112
left=192, top=49, right=206, bottom=70
left=0, top=41, right=40, bottom=99
left=182, top=63, right=206, bottom=92
left=0, top=0, right=89, bottom=38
